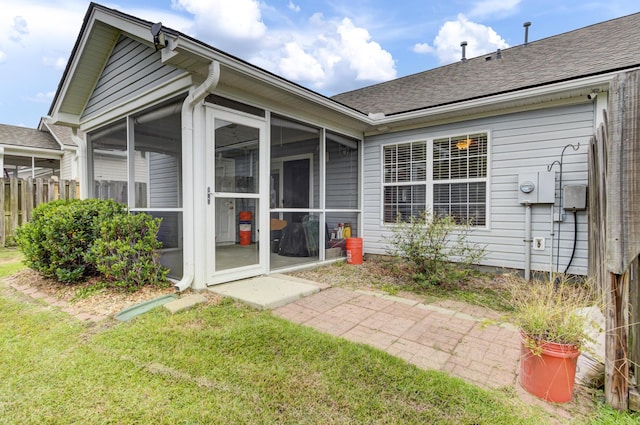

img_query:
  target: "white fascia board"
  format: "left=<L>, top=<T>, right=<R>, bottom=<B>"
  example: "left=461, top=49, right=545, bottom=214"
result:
left=49, top=112, right=80, bottom=128
left=94, top=10, right=157, bottom=48
left=49, top=8, right=158, bottom=126
left=166, top=35, right=368, bottom=123
left=1, top=146, right=64, bottom=159
left=369, top=72, right=620, bottom=127
left=49, top=9, right=103, bottom=123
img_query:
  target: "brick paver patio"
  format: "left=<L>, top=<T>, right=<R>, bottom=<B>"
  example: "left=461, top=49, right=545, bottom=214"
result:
left=274, top=287, right=521, bottom=389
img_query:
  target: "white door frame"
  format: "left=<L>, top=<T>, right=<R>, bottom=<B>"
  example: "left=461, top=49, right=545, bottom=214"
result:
left=270, top=153, right=314, bottom=211
left=205, top=107, right=268, bottom=285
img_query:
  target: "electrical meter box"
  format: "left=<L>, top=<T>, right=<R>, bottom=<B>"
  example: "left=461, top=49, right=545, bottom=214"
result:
left=563, top=185, right=587, bottom=210
left=518, top=172, right=555, bottom=204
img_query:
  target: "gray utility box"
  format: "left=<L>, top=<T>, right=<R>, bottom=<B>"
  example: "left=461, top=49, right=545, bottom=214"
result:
left=563, top=185, right=587, bottom=211
left=518, top=171, right=556, bottom=205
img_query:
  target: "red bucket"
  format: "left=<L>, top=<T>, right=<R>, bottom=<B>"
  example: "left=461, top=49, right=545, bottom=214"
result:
left=519, top=333, right=580, bottom=403
left=346, top=237, right=363, bottom=265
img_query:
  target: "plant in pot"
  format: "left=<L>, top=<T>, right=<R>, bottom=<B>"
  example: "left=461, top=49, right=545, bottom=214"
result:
left=510, top=276, right=600, bottom=403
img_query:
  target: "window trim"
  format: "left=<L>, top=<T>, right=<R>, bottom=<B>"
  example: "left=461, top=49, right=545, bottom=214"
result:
left=380, top=130, right=491, bottom=229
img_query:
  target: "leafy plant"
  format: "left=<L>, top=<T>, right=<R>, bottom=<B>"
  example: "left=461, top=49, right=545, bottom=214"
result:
left=509, top=275, right=599, bottom=351
left=384, top=210, right=485, bottom=286
left=15, top=199, right=126, bottom=282
left=90, top=212, right=169, bottom=291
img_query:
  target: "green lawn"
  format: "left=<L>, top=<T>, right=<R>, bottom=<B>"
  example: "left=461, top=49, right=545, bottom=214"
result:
left=1, top=249, right=638, bottom=424
left=0, top=290, right=552, bottom=424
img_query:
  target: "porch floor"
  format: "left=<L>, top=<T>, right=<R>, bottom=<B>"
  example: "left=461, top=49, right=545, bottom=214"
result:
left=207, top=274, right=326, bottom=310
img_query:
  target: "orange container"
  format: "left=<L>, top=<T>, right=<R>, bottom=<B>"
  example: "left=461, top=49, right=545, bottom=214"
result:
left=519, top=333, right=580, bottom=403
left=239, top=211, right=252, bottom=246
left=346, top=237, right=363, bottom=265
left=239, top=230, right=251, bottom=246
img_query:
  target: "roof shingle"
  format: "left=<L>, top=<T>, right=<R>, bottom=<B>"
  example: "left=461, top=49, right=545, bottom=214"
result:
left=332, top=12, right=640, bottom=115
left=0, top=124, right=61, bottom=151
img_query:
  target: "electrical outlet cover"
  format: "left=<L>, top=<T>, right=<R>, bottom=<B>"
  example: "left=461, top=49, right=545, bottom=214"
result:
left=533, top=237, right=545, bottom=250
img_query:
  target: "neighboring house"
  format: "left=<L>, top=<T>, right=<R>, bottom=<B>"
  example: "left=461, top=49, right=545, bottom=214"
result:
left=47, top=3, right=640, bottom=289
left=0, top=120, right=79, bottom=180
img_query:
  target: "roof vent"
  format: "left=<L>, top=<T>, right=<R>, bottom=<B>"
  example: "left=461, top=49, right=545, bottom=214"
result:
left=523, top=22, right=531, bottom=46
left=496, top=48, right=502, bottom=59
left=460, top=41, right=468, bottom=62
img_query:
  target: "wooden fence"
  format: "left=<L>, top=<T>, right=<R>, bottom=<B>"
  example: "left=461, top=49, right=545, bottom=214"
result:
left=0, top=177, right=79, bottom=247
left=588, top=69, right=640, bottom=411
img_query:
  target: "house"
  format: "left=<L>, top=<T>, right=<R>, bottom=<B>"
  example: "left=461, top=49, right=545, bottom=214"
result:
left=0, top=120, right=79, bottom=180
left=47, top=3, right=640, bottom=289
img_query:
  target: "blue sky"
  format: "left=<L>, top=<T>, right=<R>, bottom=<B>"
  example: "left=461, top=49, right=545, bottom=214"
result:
left=0, top=0, right=638, bottom=127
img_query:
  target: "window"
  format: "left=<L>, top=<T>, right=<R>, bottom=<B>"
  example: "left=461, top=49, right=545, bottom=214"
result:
left=382, top=133, right=488, bottom=225
left=383, top=141, right=427, bottom=222
left=433, top=133, right=487, bottom=225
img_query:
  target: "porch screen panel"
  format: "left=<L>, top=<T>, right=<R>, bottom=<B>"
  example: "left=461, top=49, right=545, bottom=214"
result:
left=89, top=118, right=128, bottom=204
left=326, top=132, right=359, bottom=209
left=133, top=108, right=182, bottom=208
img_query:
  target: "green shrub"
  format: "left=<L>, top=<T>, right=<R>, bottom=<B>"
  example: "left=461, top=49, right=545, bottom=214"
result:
left=16, top=199, right=126, bottom=282
left=384, top=210, right=485, bottom=286
left=90, top=212, right=169, bottom=291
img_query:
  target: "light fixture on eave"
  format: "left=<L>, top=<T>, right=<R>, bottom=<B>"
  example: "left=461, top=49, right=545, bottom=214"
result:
left=150, top=22, right=167, bottom=51
left=456, top=138, right=473, bottom=150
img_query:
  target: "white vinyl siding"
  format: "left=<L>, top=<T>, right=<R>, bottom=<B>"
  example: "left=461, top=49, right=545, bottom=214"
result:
left=60, top=151, right=76, bottom=180
left=364, top=102, right=593, bottom=276
left=82, top=36, right=186, bottom=120
left=149, top=152, right=180, bottom=208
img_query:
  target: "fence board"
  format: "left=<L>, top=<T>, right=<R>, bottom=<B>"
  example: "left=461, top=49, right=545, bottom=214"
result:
left=0, top=178, right=81, bottom=247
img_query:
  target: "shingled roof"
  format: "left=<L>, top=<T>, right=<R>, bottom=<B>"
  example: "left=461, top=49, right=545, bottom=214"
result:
left=41, top=121, right=80, bottom=147
left=332, top=12, right=640, bottom=116
left=0, top=124, right=61, bottom=151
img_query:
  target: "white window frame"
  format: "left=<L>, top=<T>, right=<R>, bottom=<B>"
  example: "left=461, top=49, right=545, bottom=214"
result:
left=381, top=131, right=490, bottom=228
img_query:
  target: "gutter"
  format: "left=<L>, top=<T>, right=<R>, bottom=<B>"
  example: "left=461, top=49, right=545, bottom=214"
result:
left=368, top=72, right=618, bottom=128
left=175, top=60, right=220, bottom=292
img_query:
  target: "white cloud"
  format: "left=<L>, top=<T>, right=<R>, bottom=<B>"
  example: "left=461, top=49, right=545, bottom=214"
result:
left=32, top=91, right=56, bottom=103
left=288, top=1, right=300, bottom=13
left=172, top=0, right=266, bottom=53
left=9, top=16, right=29, bottom=43
left=336, top=18, right=395, bottom=81
left=0, top=51, right=6, bottom=64
left=413, top=43, right=434, bottom=54
left=267, top=15, right=395, bottom=93
left=43, top=56, right=67, bottom=70
left=467, top=0, right=521, bottom=19
left=279, top=42, right=324, bottom=81
left=416, top=14, right=508, bottom=64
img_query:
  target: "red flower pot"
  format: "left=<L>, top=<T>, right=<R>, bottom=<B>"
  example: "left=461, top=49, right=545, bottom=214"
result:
left=519, top=332, right=580, bottom=403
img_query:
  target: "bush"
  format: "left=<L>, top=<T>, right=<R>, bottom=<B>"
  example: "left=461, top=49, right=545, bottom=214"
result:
left=16, top=199, right=126, bottom=282
left=384, top=210, right=485, bottom=286
left=90, top=213, right=169, bottom=291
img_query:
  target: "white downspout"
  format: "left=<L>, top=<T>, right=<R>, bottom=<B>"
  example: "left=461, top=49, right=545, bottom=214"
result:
left=72, top=128, right=88, bottom=199
left=175, top=61, right=221, bottom=292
